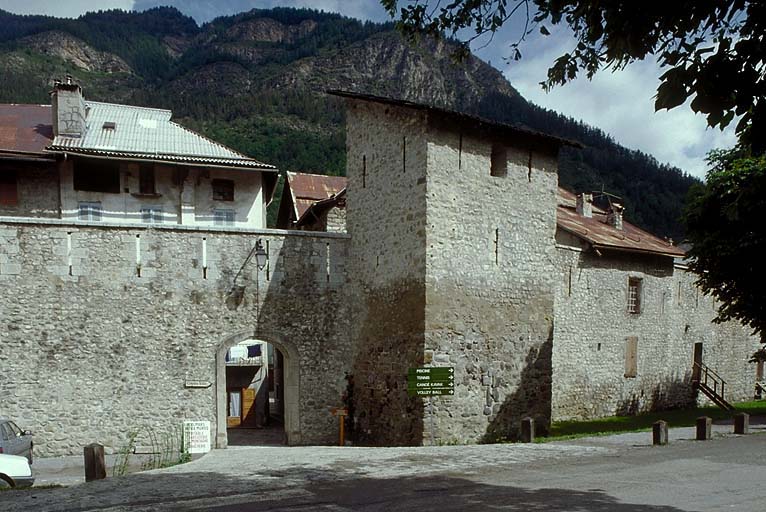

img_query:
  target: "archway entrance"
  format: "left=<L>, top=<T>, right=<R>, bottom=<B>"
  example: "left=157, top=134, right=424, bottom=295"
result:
left=215, top=331, right=301, bottom=448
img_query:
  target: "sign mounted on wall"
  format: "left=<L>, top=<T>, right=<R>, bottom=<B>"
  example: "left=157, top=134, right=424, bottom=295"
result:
left=183, top=420, right=211, bottom=454
left=407, top=367, right=455, bottom=396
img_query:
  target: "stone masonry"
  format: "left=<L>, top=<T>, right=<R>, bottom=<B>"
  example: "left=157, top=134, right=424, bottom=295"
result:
left=0, top=218, right=350, bottom=456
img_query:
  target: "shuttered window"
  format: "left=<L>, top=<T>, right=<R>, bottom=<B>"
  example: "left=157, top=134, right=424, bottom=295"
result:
left=625, top=336, right=638, bottom=378
left=0, top=170, right=18, bottom=206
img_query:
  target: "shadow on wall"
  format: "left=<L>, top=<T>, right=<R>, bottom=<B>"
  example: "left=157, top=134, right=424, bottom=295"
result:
left=483, top=326, right=554, bottom=443
left=616, top=373, right=696, bottom=417
left=0, top=470, right=690, bottom=511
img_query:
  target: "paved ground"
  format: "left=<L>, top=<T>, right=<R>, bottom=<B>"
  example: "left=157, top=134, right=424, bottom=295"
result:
left=3, top=426, right=765, bottom=511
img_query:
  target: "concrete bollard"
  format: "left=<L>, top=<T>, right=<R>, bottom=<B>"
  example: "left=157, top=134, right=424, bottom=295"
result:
left=696, top=416, right=712, bottom=440
left=84, top=443, right=107, bottom=482
left=520, top=417, right=535, bottom=443
left=653, top=420, right=668, bottom=445
left=734, top=413, right=750, bottom=435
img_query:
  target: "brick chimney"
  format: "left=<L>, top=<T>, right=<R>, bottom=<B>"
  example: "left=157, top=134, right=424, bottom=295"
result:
left=607, top=203, right=624, bottom=230
left=576, top=192, right=593, bottom=218
left=51, top=75, right=87, bottom=138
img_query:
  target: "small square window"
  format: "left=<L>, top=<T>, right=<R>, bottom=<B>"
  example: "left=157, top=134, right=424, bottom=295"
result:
left=139, top=165, right=156, bottom=195
left=490, top=144, right=507, bottom=177
left=628, top=277, right=642, bottom=314
left=141, top=208, right=163, bottom=224
left=212, top=179, right=234, bottom=201
left=78, top=201, right=102, bottom=221
left=214, top=209, right=235, bottom=226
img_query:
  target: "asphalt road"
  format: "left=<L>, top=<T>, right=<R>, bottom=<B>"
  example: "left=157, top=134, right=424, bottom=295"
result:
left=3, top=430, right=765, bottom=511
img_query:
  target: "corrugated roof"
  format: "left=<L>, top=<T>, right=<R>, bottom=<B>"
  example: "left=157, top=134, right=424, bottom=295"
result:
left=287, top=172, right=347, bottom=220
left=557, top=187, right=685, bottom=258
left=0, top=104, right=54, bottom=156
left=47, top=101, right=275, bottom=170
left=327, top=90, right=582, bottom=149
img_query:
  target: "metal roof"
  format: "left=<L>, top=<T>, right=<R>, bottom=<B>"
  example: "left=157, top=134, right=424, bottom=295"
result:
left=327, top=90, right=582, bottom=149
left=47, top=101, right=275, bottom=170
left=286, top=172, right=347, bottom=220
left=0, top=104, right=54, bottom=156
left=557, top=187, right=685, bottom=258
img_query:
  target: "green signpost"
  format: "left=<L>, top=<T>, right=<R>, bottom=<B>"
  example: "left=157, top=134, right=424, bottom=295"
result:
left=407, top=367, right=455, bottom=396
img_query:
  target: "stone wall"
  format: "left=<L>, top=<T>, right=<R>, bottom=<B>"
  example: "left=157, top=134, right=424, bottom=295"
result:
left=424, top=124, right=560, bottom=443
left=551, top=232, right=759, bottom=421
left=0, top=218, right=350, bottom=456
left=345, top=101, right=429, bottom=445
left=0, top=165, right=59, bottom=218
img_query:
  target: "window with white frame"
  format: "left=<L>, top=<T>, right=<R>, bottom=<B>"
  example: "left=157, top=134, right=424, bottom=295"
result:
left=78, top=201, right=102, bottom=221
left=628, top=277, right=642, bottom=314
left=141, top=207, right=163, bottom=224
left=214, top=209, right=235, bottom=226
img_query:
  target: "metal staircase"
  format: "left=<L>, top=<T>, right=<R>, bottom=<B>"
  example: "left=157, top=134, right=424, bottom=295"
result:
left=692, top=361, right=735, bottom=411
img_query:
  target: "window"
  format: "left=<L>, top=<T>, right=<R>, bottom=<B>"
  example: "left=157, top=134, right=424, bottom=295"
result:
left=141, top=207, right=163, bottom=224
left=625, top=336, right=638, bottom=378
left=138, top=165, right=156, bottom=195
left=214, top=209, right=235, bottom=226
left=490, top=144, right=507, bottom=177
left=0, top=170, right=18, bottom=206
left=73, top=159, right=121, bottom=193
left=78, top=201, right=102, bottom=221
left=628, top=277, right=642, bottom=314
left=212, top=179, right=234, bottom=201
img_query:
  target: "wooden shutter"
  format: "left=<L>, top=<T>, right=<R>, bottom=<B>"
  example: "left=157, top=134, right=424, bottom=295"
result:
left=0, top=170, right=18, bottom=206
left=625, top=336, right=638, bottom=378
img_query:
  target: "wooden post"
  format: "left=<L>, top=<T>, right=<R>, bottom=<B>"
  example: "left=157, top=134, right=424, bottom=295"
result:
left=330, top=407, right=348, bottom=447
left=652, top=420, right=668, bottom=445
left=734, top=413, right=749, bottom=435
left=696, top=416, right=712, bottom=440
left=83, top=443, right=106, bottom=482
left=520, top=417, right=535, bottom=443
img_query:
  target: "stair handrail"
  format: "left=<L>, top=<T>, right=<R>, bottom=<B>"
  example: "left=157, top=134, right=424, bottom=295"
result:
left=692, top=361, right=727, bottom=399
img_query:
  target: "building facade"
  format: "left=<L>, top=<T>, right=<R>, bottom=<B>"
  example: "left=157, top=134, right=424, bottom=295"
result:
left=0, top=86, right=760, bottom=456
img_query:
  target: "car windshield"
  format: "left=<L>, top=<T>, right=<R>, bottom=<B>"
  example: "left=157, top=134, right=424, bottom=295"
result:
left=0, top=424, right=11, bottom=441
left=8, top=422, right=22, bottom=437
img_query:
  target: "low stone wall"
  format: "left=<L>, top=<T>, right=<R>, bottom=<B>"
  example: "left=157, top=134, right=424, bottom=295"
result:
left=0, top=218, right=350, bottom=456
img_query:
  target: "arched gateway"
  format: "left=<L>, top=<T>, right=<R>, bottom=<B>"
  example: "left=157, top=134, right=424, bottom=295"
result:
left=215, top=329, right=302, bottom=448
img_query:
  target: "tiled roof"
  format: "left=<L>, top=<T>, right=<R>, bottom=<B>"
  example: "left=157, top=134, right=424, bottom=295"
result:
left=286, top=172, right=347, bottom=220
left=0, top=104, right=54, bottom=156
left=48, top=101, right=275, bottom=170
left=557, top=187, right=685, bottom=258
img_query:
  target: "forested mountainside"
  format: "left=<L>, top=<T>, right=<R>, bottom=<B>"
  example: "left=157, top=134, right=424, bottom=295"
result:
left=0, top=6, right=696, bottom=237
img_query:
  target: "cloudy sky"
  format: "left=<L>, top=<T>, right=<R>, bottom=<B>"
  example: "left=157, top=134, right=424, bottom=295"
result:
left=0, top=0, right=735, bottom=178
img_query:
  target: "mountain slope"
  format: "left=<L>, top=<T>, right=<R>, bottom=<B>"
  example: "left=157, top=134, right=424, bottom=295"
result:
left=0, top=7, right=698, bottom=237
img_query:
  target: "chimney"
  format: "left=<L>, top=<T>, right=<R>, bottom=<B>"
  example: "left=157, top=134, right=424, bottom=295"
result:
left=576, top=192, right=593, bottom=218
left=51, top=75, right=87, bottom=138
left=607, top=203, right=624, bottom=230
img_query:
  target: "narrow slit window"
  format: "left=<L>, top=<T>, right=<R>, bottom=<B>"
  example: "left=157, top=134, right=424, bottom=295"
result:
left=627, top=277, right=642, bottom=314
left=490, top=144, right=507, bottom=177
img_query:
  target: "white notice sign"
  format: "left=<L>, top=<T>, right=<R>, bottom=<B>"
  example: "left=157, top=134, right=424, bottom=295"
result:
left=183, top=421, right=211, bottom=454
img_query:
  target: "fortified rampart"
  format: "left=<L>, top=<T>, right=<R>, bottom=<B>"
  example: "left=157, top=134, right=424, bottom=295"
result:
left=0, top=218, right=350, bottom=455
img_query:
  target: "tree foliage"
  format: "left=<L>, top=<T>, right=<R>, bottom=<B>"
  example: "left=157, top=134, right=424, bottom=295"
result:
left=384, top=1, right=766, bottom=152
left=684, top=149, right=766, bottom=341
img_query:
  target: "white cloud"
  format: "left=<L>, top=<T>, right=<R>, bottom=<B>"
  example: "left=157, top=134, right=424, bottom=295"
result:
left=484, top=27, right=736, bottom=179
left=0, top=0, right=133, bottom=17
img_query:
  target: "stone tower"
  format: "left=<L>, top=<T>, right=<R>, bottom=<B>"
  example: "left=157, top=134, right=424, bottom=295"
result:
left=335, top=92, right=570, bottom=445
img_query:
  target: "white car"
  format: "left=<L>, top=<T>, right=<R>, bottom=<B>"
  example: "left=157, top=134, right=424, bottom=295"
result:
left=0, top=454, right=34, bottom=488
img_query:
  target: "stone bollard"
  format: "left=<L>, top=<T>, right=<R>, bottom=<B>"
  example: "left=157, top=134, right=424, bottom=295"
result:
left=696, top=416, right=712, bottom=440
left=520, top=417, right=535, bottom=443
left=734, top=413, right=750, bottom=435
left=652, top=420, right=668, bottom=445
left=84, top=443, right=107, bottom=482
